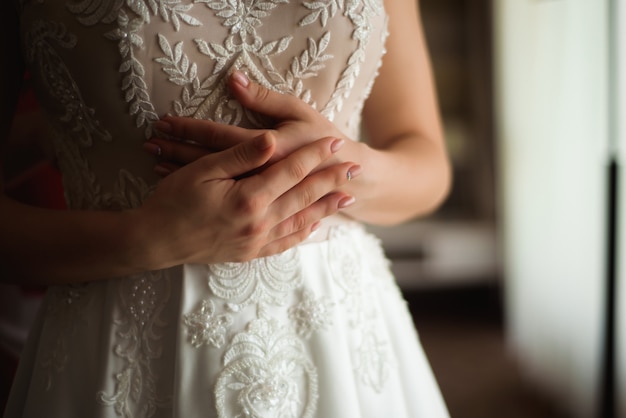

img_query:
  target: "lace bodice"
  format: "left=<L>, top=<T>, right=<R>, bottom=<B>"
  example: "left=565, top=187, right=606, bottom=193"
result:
left=18, top=0, right=388, bottom=210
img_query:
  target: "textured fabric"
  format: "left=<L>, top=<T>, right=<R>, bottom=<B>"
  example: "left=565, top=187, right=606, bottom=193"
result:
left=5, top=0, right=449, bottom=417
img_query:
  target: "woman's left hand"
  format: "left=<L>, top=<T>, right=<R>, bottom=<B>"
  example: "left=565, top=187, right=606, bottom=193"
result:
left=145, top=71, right=353, bottom=172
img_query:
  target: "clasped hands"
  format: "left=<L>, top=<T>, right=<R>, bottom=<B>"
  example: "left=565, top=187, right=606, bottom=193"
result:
left=139, top=71, right=362, bottom=267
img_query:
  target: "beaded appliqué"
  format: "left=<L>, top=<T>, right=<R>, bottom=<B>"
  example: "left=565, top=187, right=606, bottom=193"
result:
left=215, top=314, right=318, bottom=418
left=97, top=270, right=172, bottom=417
left=69, top=0, right=204, bottom=137
left=25, top=20, right=111, bottom=146
left=288, top=288, right=333, bottom=339
left=67, top=0, right=384, bottom=134
left=184, top=299, right=234, bottom=348
left=155, top=0, right=333, bottom=123
left=183, top=249, right=323, bottom=417
left=40, top=284, right=91, bottom=391
left=316, top=0, right=385, bottom=121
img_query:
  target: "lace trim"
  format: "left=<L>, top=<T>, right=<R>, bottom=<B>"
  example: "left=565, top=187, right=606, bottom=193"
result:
left=40, top=284, right=92, bottom=391
left=328, top=226, right=393, bottom=393
left=104, top=9, right=159, bottom=138
left=208, top=248, right=302, bottom=311
left=318, top=0, right=384, bottom=121
left=25, top=20, right=111, bottom=146
left=97, top=270, right=172, bottom=417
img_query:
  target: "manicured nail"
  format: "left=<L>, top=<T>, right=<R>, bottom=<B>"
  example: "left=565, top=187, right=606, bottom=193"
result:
left=154, top=120, right=172, bottom=134
left=338, top=196, right=356, bottom=209
left=232, top=70, right=250, bottom=88
left=254, top=133, right=273, bottom=150
left=330, top=138, right=345, bottom=153
left=143, top=142, right=162, bottom=157
left=346, top=165, right=362, bottom=181
left=154, top=164, right=171, bottom=176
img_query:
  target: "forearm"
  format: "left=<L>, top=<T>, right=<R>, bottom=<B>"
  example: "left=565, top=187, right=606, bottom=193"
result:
left=0, top=195, right=154, bottom=285
left=340, top=134, right=450, bottom=225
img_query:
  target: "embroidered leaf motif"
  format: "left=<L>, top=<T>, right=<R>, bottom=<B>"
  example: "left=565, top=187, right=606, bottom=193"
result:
left=265, top=32, right=333, bottom=106
left=300, top=0, right=344, bottom=27
left=25, top=20, right=111, bottom=146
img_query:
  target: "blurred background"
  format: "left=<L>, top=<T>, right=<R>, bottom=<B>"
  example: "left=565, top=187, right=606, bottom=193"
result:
left=1, top=0, right=625, bottom=417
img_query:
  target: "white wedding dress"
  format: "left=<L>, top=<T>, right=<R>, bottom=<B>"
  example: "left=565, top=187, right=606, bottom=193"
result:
left=4, top=0, right=449, bottom=417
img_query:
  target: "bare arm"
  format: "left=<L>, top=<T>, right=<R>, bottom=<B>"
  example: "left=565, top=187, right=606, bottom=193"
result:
left=347, top=0, right=450, bottom=224
left=0, top=9, right=158, bottom=284
left=0, top=11, right=353, bottom=285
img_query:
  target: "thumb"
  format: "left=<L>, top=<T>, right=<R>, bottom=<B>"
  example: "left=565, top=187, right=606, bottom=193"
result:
left=197, top=132, right=276, bottom=179
left=229, top=71, right=308, bottom=120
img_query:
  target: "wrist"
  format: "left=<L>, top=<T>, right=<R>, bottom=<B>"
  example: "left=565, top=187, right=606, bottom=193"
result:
left=120, top=207, right=173, bottom=273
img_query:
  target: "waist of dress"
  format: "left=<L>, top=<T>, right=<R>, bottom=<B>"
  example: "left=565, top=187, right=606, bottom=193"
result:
left=299, top=213, right=359, bottom=245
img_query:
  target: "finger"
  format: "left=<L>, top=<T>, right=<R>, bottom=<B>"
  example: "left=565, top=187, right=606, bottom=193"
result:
left=266, top=191, right=352, bottom=242
left=144, top=139, right=210, bottom=165
left=154, top=116, right=261, bottom=150
left=248, top=137, right=343, bottom=200
left=257, top=223, right=321, bottom=259
left=270, top=161, right=359, bottom=224
left=230, top=71, right=310, bottom=120
left=192, top=131, right=276, bottom=180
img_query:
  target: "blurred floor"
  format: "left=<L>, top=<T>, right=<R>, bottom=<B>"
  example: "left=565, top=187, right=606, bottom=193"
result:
left=405, top=284, right=570, bottom=418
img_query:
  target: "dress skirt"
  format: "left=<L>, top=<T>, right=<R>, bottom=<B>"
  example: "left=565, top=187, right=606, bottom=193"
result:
left=4, top=224, right=448, bottom=418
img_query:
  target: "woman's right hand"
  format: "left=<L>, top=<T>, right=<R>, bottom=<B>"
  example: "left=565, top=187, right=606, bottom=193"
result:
left=135, top=132, right=359, bottom=268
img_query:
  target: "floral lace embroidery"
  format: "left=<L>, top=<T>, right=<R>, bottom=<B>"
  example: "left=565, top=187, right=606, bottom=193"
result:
left=328, top=226, right=393, bottom=393
left=97, top=271, right=172, bottom=417
left=153, top=0, right=333, bottom=123
left=40, top=284, right=91, bottom=391
left=54, top=134, right=154, bottom=210
left=66, top=0, right=383, bottom=133
left=67, top=0, right=203, bottom=137
left=215, top=314, right=318, bottom=418
left=184, top=299, right=234, bottom=348
left=288, top=288, right=333, bottom=339
left=354, top=327, right=389, bottom=393
left=208, top=248, right=301, bottom=310
left=347, top=16, right=388, bottom=134
left=25, top=20, right=111, bottom=146
left=317, top=0, right=385, bottom=121
left=104, top=10, right=159, bottom=137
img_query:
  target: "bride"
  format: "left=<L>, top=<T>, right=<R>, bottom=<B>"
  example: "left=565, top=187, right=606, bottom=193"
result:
left=1, top=0, right=451, bottom=416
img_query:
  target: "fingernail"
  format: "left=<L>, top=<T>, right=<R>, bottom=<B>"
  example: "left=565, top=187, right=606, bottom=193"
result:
left=331, top=138, right=345, bottom=153
left=346, top=165, right=362, bottom=181
left=154, top=164, right=171, bottom=176
left=254, top=133, right=273, bottom=150
left=338, top=196, right=356, bottom=209
left=143, top=142, right=162, bottom=157
left=154, top=120, right=172, bottom=134
left=232, top=70, right=250, bottom=88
